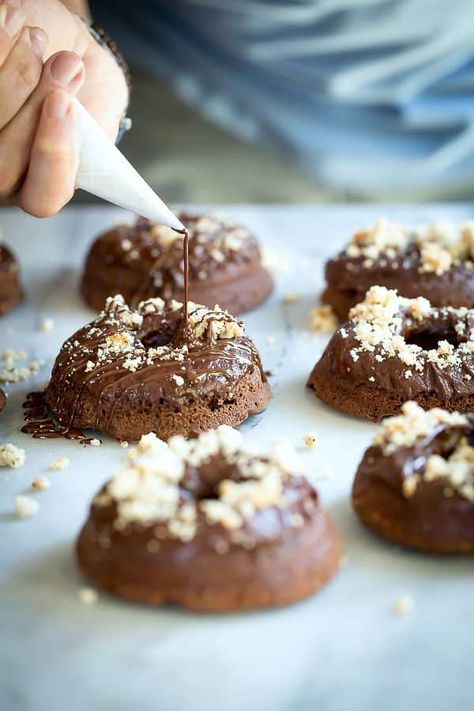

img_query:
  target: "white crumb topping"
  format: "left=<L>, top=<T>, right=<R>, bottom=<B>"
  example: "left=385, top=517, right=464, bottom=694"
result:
left=303, top=433, right=318, bottom=449
left=308, top=305, right=337, bottom=334
left=0, top=349, right=43, bottom=384
left=424, top=439, right=474, bottom=502
left=32, top=475, right=51, bottom=491
left=78, top=587, right=98, bottom=605
left=343, top=218, right=474, bottom=274
left=49, top=457, right=70, bottom=471
left=0, top=443, right=25, bottom=469
left=394, top=593, right=414, bottom=615
left=95, top=427, right=308, bottom=546
left=15, top=495, right=39, bottom=519
left=90, top=438, right=101, bottom=447
left=346, top=286, right=474, bottom=372
left=40, top=318, right=54, bottom=333
left=374, top=401, right=467, bottom=454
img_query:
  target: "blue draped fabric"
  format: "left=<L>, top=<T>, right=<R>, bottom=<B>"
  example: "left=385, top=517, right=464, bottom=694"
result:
left=91, top=0, right=474, bottom=197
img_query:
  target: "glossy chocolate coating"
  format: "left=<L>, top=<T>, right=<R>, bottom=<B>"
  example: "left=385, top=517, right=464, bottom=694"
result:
left=81, top=214, right=273, bottom=314
left=352, top=421, right=474, bottom=553
left=43, top=302, right=271, bottom=441
left=308, top=307, right=474, bottom=421
left=323, top=246, right=474, bottom=321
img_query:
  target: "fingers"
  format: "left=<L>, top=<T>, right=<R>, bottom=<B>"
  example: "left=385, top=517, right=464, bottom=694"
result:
left=0, top=50, right=84, bottom=198
left=20, top=90, right=80, bottom=217
left=0, top=25, right=47, bottom=129
left=0, top=3, right=27, bottom=64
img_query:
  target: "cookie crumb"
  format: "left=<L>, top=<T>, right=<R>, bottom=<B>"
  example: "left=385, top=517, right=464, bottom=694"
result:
left=120, top=441, right=129, bottom=448
left=78, top=587, right=98, bottom=605
left=308, top=305, right=337, bottom=334
left=283, top=292, right=299, bottom=304
left=394, top=593, right=414, bottom=615
left=40, top=318, right=54, bottom=333
left=302, top=432, right=318, bottom=449
left=49, top=457, right=70, bottom=471
left=89, top=438, right=101, bottom=447
left=0, top=443, right=26, bottom=469
left=32, top=475, right=51, bottom=491
left=15, top=495, right=39, bottom=519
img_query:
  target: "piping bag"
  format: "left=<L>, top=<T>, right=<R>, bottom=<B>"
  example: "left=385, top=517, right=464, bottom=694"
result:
left=74, top=98, right=185, bottom=233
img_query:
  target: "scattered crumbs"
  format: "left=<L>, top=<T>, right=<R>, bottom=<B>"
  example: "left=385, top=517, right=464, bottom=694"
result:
left=120, top=441, right=129, bottom=448
left=32, top=475, right=51, bottom=491
left=308, top=305, right=337, bottom=334
left=40, top=318, right=54, bottom=333
left=0, top=443, right=26, bottom=469
left=171, top=374, right=185, bottom=387
left=368, top=375, right=375, bottom=382
left=90, top=438, right=101, bottom=447
left=0, top=349, right=43, bottom=384
left=78, top=587, right=98, bottom=606
left=302, top=432, right=318, bottom=449
left=15, top=495, right=39, bottom=519
left=266, top=335, right=277, bottom=346
left=49, top=457, right=70, bottom=471
left=394, top=593, right=414, bottom=616
left=402, top=474, right=419, bottom=498
left=283, top=292, right=299, bottom=305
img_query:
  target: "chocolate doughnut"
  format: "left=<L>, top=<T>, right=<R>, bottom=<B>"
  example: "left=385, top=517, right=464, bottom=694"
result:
left=81, top=214, right=273, bottom=314
left=307, top=286, right=474, bottom=421
left=323, top=218, right=474, bottom=320
left=352, top=402, right=474, bottom=553
left=0, top=244, right=22, bottom=316
left=77, top=426, right=341, bottom=610
left=44, top=295, right=271, bottom=441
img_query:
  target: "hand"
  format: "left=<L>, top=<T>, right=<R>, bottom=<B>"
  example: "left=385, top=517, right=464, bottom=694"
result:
left=0, top=0, right=128, bottom=217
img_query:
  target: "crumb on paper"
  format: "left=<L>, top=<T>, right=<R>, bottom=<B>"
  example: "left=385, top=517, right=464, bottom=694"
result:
left=394, top=593, right=414, bottom=615
left=32, top=475, right=51, bottom=491
left=78, top=587, right=98, bottom=606
left=283, top=292, right=299, bottom=305
left=90, top=438, right=101, bottom=447
left=0, top=443, right=26, bottom=469
left=0, top=349, right=43, bottom=384
left=15, top=495, right=40, bottom=519
left=302, top=432, right=318, bottom=449
left=40, top=318, right=54, bottom=333
left=49, top=457, right=70, bottom=471
left=308, top=305, right=337, bottom=334
left=120, top=441, right=129, bottom=448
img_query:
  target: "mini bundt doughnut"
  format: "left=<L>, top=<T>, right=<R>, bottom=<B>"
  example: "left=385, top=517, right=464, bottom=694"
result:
left=352, top=402, right=474, bottom=553
left=307, top=286, right=474, bottom=421
left=77, top=426, right=342, bottom=610
left=81, top=213, right=273, bottom=314
left=323, top=218, right=474, bottom=320
left=44, top=295, right=271, bottom=441
left=0, top=244, right=22, bottom=316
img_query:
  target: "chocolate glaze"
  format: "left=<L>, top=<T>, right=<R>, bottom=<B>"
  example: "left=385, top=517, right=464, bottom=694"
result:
left=0, top=244, right=22, bottom=316
left=308, top=306, right=474, bottom=420
left=323, top=246, right=474, bottom=320
left=77, top=454, right=341, bottom=610
left=352, top=421, right=474, bottom=553
left=81, top=213, right=273, bottom=315
left=42, top=298, right=270, bottom=442
left=22, top=391, right=96, bottom=444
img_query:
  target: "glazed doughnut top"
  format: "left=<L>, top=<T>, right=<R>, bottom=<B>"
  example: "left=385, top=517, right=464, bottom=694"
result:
left=338, top=218, right=474, bottom=275
left=91, top=214, right=261, bottom=293
left=370, top=401, right=474, bottom=502
left=335, top=286, right=474, bottom=400
left=92, top=426, right=318, bottom=548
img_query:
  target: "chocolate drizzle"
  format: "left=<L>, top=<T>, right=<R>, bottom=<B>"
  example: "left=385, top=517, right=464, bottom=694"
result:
left=22, top=391, right=95, bottom=444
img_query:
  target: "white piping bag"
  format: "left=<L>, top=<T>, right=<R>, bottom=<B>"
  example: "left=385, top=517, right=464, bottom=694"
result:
left=74, top=98, right=184, bottom=232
